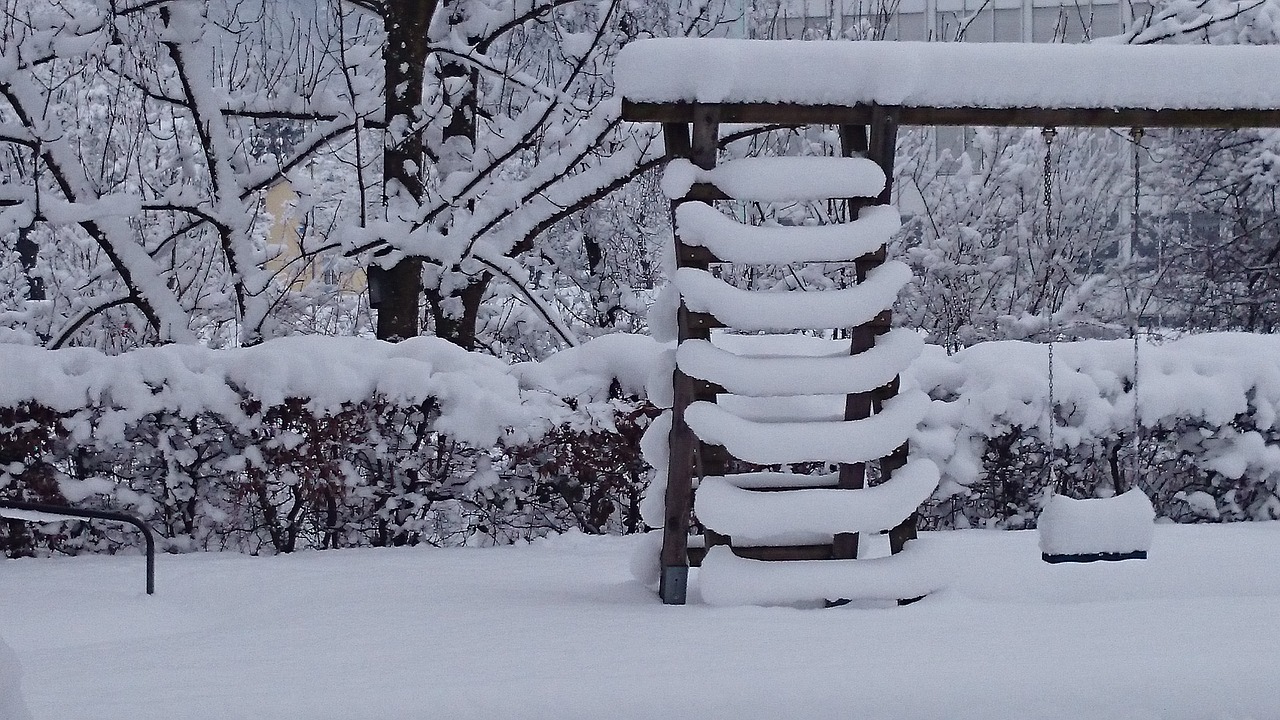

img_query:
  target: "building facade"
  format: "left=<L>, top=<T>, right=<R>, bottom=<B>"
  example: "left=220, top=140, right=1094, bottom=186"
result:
left=747, top=0, right=1155, bottom=42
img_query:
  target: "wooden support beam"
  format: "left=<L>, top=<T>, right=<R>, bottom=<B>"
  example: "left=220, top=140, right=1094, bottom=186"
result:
left=834, top=109, right=900, bottom=565
left=659, top=121, right=695, bottom=606
left=625, top=100, right=1280, bottom=129
left=690, top=104, right=720, bottom=170
left=660, top=107, right=722, bottom=605
left=733, top=544, right=835, bottom=561
left=868, top=106, right=899, bottom=205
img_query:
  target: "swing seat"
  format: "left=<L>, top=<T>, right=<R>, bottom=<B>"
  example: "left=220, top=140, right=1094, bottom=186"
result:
left=1042, top=549, right=1147, bottom=564
left=1037, top=489, right=1155, bottom=564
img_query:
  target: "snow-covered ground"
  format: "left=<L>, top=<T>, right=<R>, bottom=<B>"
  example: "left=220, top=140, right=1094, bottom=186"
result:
left=5, top=524, right=1280, bottom=720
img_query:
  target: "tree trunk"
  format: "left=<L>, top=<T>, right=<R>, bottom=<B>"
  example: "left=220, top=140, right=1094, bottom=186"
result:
left=376, top=0, right=437, bottom=341
left=16, top=225, right=43, bottom=302
left=425, top=275, right=490, bottom=350
left=419, top=0, right=488, bottom=349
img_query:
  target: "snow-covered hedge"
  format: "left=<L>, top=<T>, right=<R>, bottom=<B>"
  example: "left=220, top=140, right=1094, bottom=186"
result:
left=4, top=332, right=1279, bottom=557
left=912, top=333, right=1280, bottom=528
left=0, top=335, right=662, bottom=556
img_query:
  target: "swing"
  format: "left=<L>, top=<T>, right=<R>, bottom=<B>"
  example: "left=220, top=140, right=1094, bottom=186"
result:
left=1036, top=127, right=1156, bottom=564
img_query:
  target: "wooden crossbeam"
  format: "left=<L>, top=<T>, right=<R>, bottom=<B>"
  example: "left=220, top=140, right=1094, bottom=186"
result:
left=625, top=100, right=1280, bottom=129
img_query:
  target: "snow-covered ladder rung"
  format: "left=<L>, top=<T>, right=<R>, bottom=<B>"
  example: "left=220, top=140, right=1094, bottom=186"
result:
left=698, top=542, right=951, bottom=607
left=664, top=157, right=888, bottom=202
left=674, top=263, right=913, bottom=333
left=678, top=330, right=923, bottom=397
left=675, top=203, right=901, bottom=265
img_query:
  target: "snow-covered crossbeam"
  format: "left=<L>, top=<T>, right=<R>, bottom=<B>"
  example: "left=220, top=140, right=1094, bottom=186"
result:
left=684, top=389, right=930, bottom=465
left=678, top=329, right=922, bottom=396
left=698, top=542, right=948, bottom=606
left=675, top=203, right=900, bottom=264
left=618, top=40, right=1280, bottom=126
left=695, top=459, right=939, bottom=545
left=663, top=157, right=886, bottom=201
left=674, top=262, right=911, bottom=331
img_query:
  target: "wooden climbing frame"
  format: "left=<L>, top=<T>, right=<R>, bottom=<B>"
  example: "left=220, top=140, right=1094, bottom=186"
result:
left=621, top=40, right=1280, bottom=606
left=644, top=103, right=913, bottom=605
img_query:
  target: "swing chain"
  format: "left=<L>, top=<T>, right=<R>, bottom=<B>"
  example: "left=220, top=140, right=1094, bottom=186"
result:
left=1131, top=329, right=1140, bottom=491
left=1131, top=127, right=1144, bottom=261
left=1047, top=339, right=1058, bottom=494
left=1042, top=127, right=1057, bottom=242
left=1043, top=126, right=1060, bottom=495
left=1130, top=126, right=1144, bottom=491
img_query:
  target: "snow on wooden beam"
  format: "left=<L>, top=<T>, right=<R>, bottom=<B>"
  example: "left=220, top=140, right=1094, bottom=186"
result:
left=676, top=202, right=900, bottom=264
left=663, top=157, right=886, bottom=201
left=698, top=541, right=950, bottom=606
left=626, top=102, right=1280, bottom=128
left=684, top=389, right=930, bottom=465
left=677, top=328, right=922, bottom=397
left=694, top=459, right=940, bottom=545
left=618, top=39, right=1280, bottom=128
left=674, top=262, right=911, bottom=332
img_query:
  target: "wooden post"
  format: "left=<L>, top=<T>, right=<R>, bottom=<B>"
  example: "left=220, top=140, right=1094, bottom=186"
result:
left=660, top=106, right=721, bottom=604
left=833, top=122, right=871, bottom=562
left=659, top=121, right=692, bottom=605
left=866, top=106, right=919, bottom=557
left=834, top=107, right=904, bottom=562
left=868, top=106, right=900, bottom=205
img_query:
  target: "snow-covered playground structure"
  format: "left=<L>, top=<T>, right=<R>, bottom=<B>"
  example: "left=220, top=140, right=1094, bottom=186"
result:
left=617, top=39, right=1280, bottom=606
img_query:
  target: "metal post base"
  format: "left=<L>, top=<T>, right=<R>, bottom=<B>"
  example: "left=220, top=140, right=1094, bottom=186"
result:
left=660, top=565, right=688, bottom=605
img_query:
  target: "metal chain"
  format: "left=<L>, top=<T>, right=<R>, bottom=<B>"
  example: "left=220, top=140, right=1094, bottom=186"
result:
left=1131, top=329, right=1140, bottom=491
left=1131, top=127, right=1143, bottom=261
left=1043, top=127, right=1059, bottom=495
left=1130, top=127, right=1145, bottom=491
left=1047, top=340, right=1057, bottom=493
left=1042, top=127, right=1057, bottom=243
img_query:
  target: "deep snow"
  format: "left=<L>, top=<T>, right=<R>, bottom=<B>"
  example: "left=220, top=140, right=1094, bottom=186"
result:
left=4, top=524, right=1280, bottom=720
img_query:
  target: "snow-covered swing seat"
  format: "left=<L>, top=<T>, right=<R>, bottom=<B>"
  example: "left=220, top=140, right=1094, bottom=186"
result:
left=1036, top=339, right=1157, bottom=564
left=1035, top=128, right=1157, bottom=565
left=616, top=39, right=1280, bottom=606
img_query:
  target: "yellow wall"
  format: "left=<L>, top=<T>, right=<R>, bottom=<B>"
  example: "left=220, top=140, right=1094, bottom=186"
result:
left=263, top=180, right=366, bottom=294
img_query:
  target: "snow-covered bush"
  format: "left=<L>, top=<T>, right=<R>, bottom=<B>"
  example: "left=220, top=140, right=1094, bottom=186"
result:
left=0, top=335, right=661, bottom=556
left=912, top=333, right=1280, bottom=528
left=6, top=332, right=1280, bottom=557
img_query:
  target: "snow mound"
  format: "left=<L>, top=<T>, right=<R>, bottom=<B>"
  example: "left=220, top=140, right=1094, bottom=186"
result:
left=1038, top=490, right=1156, bottom=557
left=628, top=530, right=664, bottom=590
left=0, top=633, right=33, bottom=720
left=515, top=332, right=668, bottom=401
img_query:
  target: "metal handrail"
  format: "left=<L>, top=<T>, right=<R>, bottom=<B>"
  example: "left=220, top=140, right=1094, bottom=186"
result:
left=0, top=500, right=155, bottom=595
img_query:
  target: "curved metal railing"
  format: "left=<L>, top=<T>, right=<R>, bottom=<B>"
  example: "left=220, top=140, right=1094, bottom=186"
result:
left=0, top=500, right=155, bottom=595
